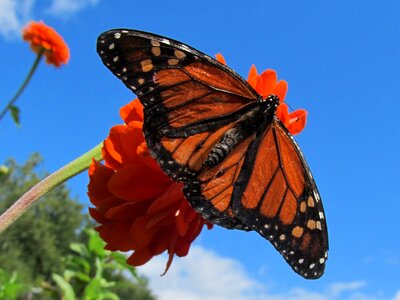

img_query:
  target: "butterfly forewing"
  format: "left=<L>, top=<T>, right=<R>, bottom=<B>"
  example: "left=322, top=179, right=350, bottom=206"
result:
left=97, top=29, right=328, bottom=279
left=97, top=29, right=259, bottom=181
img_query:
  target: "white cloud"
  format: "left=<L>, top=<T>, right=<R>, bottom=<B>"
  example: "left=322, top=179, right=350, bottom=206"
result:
left=0, top=0, right=99, bottom=38
left=46, top=0, right=99, bottom=16
left=139, top=246, right=263, bottom=300
left=138, top=245, right=397, bottom=300
left=329, top=281, right=367, bottom=297
left=0, top=0, right=34, bottom=38
left=394, top=291, right=400, bottom=300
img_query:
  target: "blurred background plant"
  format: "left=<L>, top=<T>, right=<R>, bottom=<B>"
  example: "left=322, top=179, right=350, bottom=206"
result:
left=0, top=155, right=156, bottom=299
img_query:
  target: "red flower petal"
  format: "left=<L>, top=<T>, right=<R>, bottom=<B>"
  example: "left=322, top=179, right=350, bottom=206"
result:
left=147, top=183, right=184, bottom=214
left=105, top=200, right=149, bottom=221
left=128, top=217, right=160, bottom=249
left=287, top=109, right=307, bottom=135
left=247, top=64, right=258, bottom=89
left=87, top=161, right=115, bottom=206
left=127, top=248, right=154, bottom=266
left=276, top=102, right=290, bottom=125
left=97, top=221, right=136, bottom=251
left=273, top=80, right=288, bottom=102
left=215, top=53, right=226, bottom=65
left=136, top=141, right=163, bottom=172
left=107, top=163, right=170, bottom=201
left=120, top=100, right=144, bottom=124
left=257, top=69, right=277, bottom=96
left=103, top=122, right=145, bottom=169
left=89, top=207, right=108, bottom=223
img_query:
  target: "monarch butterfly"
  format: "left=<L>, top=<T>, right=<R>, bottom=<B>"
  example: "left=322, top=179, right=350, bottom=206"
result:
left=97, top=29, right=328, bottom=279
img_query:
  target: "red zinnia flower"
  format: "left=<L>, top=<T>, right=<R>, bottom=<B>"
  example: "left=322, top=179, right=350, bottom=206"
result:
left=88, top=100, right=212, bottom=273
left=22, top=21, right=70, bottom=67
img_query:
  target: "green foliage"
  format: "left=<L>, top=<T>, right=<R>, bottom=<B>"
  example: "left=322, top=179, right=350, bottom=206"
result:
left=47, top=229, right=155, bottom=300
left=0, top=165, right=9, bottom=180
left=0, top=154, right=83, bottom=284
left=9, top=105, right=20, bottom=126
left=0, top=268, right=27, bottom=299
left=109, top=275, right=156, bottom=300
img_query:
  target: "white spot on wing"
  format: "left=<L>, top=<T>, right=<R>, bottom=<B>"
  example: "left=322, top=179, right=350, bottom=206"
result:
left=180, top=44, right=190, bottom=51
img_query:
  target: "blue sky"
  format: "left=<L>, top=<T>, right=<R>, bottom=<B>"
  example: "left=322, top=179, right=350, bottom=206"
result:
left=1, top=0, right=400, bottom=299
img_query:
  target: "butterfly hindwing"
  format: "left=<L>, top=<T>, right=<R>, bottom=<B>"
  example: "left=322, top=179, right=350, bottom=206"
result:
left=185, top=119, right=327, bottom=278
left=97, top=29, right=259, bottom=181
left=233, top=120, right=328, bottom=278
left=183, top=132, right=257, bottom=230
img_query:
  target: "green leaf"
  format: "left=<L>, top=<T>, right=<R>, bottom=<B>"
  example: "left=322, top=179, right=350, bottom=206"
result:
left=52, top=273, right=76, bottom=300
left=72, top=271, right=91, bottom=282
left=67, top=256, right=91, bottom=274
left=9, top=105, right=20, bottom=125
left=83, top=279, right=119, bottom=300
left=82, top=278, right=102, bottom=300
left=0, top=269, right=26, bottom=299
left=110, top=252, right=137, bottom=277
left=98, top=291, right=120, bottom=300
left=88, top=230, right=106, bottom=257
left=99, top=278, right=116, bottom=288
left=70, top=242, right=89, bottom=257
left=63, top=269, right=77, bottom=281
left=0, top=165, right=9, bottom=182
left=94, top=257, right=103, bottom=279
left=109, top=252, right=127, bottom=266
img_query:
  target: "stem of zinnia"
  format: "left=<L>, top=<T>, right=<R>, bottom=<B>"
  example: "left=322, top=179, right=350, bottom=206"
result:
left=0, top=142, right=103, bottom=234
left=0, top=48, right=44, bottom=123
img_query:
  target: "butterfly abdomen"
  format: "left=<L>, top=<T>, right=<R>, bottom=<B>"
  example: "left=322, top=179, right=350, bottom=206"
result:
left=204, top=128, right=240, bottom=167
left=204, top=101, right=276, bottom=168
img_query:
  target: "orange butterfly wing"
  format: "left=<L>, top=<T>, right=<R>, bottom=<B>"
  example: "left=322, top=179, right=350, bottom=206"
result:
left=97, top=30, right=259, bottom=183
left=184, top=133, right=255, bottom=230
left=97, top=29, right=328, bottom=279
left=185, top=120, right=328, bottom=279
left=236, top=120, right=328, bottom=278
left=97, top=29, right=259, bottom=229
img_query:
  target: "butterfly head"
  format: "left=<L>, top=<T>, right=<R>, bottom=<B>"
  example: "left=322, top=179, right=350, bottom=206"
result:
left=258, top=94, right=280, bottom=116
left=262, top=94, right=280, bottom=107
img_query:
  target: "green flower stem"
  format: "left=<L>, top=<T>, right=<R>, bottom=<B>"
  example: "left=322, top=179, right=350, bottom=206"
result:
left=0, top=142, right=103, bottom=234
left=0, top=49, right=44, bottom=122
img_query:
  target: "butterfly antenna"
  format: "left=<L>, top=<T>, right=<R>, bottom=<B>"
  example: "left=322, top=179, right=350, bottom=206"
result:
left=287, top=102, right=305, bottom=122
